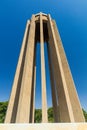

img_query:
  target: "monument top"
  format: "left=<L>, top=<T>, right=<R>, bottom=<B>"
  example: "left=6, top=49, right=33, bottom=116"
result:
left=35, top=12, right=47, bottom=16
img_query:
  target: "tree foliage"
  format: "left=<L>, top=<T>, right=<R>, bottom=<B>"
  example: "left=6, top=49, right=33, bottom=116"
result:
left=0, top=101, right=8, bottom=123
left=34, top=109, right=42, bottom=123
left=82, top=109, right=87, bottom=122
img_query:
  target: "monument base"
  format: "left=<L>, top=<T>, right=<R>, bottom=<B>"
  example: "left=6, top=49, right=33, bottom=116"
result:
left=0, top=123, right=87, bottom=130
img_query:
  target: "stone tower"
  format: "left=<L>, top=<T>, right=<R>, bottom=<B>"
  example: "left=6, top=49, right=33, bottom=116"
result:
left=5, top=13, right=85, bottom=123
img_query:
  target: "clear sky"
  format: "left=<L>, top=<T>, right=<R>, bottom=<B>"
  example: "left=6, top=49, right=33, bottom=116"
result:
left=0, top=0, right=87, bottom=111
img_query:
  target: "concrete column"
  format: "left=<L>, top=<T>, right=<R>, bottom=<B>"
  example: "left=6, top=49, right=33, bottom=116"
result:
left=47, top=44, right=60, bottom=122
left=29, top=47, right=36, bottom=123
left=5, top=20, right=30, bottom=123
left=48, top=15, right=75, bottom=122
left=40, top=13, right=48, bottom=123
left=32, top=66, right=36, bottom=123
left=47, top=14, right=85, bottom=122
left=52, top=20, right=85, bottom=122
left=16, top=15, right=36, bottom=123
left=30, top=65, right=36, bottom=123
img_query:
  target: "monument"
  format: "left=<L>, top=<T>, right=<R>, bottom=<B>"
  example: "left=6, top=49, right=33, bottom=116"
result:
left=5, top=13, right=85, bottom=123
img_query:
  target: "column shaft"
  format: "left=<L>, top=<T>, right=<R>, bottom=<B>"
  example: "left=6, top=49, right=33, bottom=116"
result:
left=30, top=66, right=36, bottom=123
left=40, top=13, right=48, bottom=123
left=32, top=66, right=36, bottom=123
left=16, top=15, right=35, bottom=123
left=47, top=44, right=60, bottom=122
left=47, top=14, right=85, bottom=122
left=48, top=15, right=74, bottom=122
left=5, top=21, right=30, bottom=123
left=52, top=20, right=85, bottom=122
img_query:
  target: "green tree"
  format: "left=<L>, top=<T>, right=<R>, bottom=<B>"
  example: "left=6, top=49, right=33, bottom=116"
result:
left=34, top=109, right=42, bottom=123
left=48, top=107, right=54, bottom=122
left=82, top=109, right=87, bottom=122
left=0, top=101, right=8, bottom=123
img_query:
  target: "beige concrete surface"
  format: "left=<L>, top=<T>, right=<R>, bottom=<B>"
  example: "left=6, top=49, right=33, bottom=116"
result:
left=32, top=66, right=36, bottom=123
left=16, top=15, right=36, bottom=123
left=40, top=13, right=48, bottom=123
left=47, top=14, right=85, bottom=122
left=48, top=44, right=60, bottom=122
left=0, top=123, right=87, bottom=130
left=48, top=14, right=74, bottom=122
left=5, top=20, right=30, bottom=123
left=52, top=19, right=85, bottom=122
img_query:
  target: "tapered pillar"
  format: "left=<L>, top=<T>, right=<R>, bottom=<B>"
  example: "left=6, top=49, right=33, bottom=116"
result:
left=32, top=66, right=36, bottom=123
left=31, top=66, right=36, bottom=123
left=47, top=44, right=60, bottom=122
left=40, top=13, right=48, bottom=123
left=47, top=14, right=85, bottom=122
left=52, top=20, right=85, bottom=122
left=16, top=15, right=36, bottom=123
left=5, top=20, right=30, bottom=123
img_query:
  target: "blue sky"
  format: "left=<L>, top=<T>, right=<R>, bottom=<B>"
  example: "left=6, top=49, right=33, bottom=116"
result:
left=0, top=0, right=87, bottom=111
